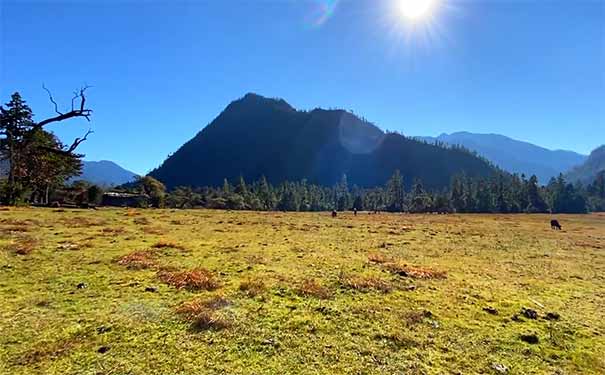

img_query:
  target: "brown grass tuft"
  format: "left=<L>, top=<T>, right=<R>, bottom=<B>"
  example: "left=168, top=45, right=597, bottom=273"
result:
left=297, top=278, right=332, bottom=299
left=0, top=224, right=31, bottom=234
left=175, top=296, right=232, bottom=330
left=142, top=226, right=166, bottom=235
left=117, top=250, right=157, bottom=269
left=101, top=227, right=126, bottom=235
left=133, top=217, right=151, bottom=225
left=383, top=261, right=447, bottom=279
left=402, top=310, right=433, bottom=327
left=152, top=240, right=187, bottom=251
left=340, top=274, right=392, bottom=293
left=239, top=278, right=266, bottom=297
left=125, top=209, right=140, bottom=217
left=368, top=253, right=390, bottom=264
left=157, top=268, right=220, bottom=290
left=13, top=238, right=37, bottom=255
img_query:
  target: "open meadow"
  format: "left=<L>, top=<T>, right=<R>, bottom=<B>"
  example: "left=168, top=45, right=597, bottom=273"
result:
left=0, top=207, right=604, bottom=374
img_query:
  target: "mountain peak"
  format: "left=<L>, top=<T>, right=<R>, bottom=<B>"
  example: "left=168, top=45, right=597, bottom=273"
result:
left=235, top=92, right=295, bottom=112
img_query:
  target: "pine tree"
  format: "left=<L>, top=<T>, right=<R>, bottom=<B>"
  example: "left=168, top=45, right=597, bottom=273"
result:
left=525, top=175, right=548, bottom=213
left=386, top=169, right=405, bottom=212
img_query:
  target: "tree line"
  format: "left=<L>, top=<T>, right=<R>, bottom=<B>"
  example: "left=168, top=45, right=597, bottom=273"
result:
left=129, top=170, right=604, bottom=214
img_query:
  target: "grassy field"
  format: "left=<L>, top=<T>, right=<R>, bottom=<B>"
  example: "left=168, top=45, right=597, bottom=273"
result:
left=0, top=207, right=603, bottom=375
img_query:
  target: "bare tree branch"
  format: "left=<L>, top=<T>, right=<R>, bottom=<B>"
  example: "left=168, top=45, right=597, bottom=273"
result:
left=35, top=86, right=93, bottom=129
left=65, top=128, right=93, bottom=153
left=42, top=84, right=63, bottom=116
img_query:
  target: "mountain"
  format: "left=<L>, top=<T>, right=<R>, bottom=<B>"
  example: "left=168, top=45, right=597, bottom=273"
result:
left=74, top=160, right=139, bottom=187
left=565, top=145, right=605, bottom=184
left=415, top=132, right=587, bottom=182
left=150, top=93, right=498, bottom=189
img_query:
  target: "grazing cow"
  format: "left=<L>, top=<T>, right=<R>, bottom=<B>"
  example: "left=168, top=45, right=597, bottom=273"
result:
left=331, top=210, right=337, bottom=218
left=550, top=219, right=562, bottom=230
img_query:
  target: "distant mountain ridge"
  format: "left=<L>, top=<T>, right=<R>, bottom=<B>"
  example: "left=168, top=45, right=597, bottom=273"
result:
left=414, top=132, right=587, bottom=182
left=74, top=160, right=139, bottom=187
left=565, top=145, right=605, bottom=184
left=150, top=93, right=498, bottom=189
left=1, top=158, right=137, bottom=187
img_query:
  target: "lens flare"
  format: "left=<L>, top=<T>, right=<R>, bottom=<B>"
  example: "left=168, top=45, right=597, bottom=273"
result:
left=306, top=0, right=339, bottom=28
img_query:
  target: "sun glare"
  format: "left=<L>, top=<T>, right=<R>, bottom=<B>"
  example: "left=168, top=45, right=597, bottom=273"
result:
left=398, top=0, right=437, bottom=21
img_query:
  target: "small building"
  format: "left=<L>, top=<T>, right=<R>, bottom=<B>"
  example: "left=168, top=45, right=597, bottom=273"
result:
left=101, top=191, right=149, bottom=207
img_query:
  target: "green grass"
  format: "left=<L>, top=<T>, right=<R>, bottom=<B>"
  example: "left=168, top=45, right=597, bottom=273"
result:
left=1, top=207, right=604, bottom=374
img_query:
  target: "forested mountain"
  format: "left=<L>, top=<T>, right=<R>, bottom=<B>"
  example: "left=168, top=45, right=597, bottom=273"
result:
left=566, top=145, right=605, bottom=184
left=415, top=132, right=587, bottom=183
left=73, top=160, right=138, bottom=187
left=150, top=94, right=498, bottom=189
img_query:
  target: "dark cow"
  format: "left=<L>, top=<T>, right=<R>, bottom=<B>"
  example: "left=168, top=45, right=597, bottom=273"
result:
left=331, top=210, right=337, bottom=218
left=550, top=219, right=562, bottom=230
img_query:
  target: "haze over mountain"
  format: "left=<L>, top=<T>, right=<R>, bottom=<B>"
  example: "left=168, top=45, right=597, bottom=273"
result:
left=415, top=132, right=587, bottom=183
left=73, top=160, right=139, bottom=187
left=150, top=94, right=498, bottom=190
left=565, top=145, right=605, bottom=184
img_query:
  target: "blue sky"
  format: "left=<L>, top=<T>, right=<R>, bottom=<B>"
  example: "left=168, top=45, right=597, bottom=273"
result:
left=1, top=0, right=604, bottom=175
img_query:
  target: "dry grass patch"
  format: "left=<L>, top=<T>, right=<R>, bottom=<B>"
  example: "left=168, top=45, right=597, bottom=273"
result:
left=18, top=337, right=80, bottom=365
left=402, top=310, right=434, bottom=327
left=11, top=237, right=37, bottom=255
left=384, top=261, right=447, bottom=279
left=117, top=250, right=157, bottom=269
left=239, top=278, right=266, bottom=297
left=152, top=240, right=187, bottom=251
left=368, top=252, right=391, bottom=264
left=142, top=226, right=166, bottom=235
left=340, top=274, right=392, bottom=293
left=125, top=209, right=140, bottom=217
left=101, top=227, right=126, bottom=235
left=297, top=278, right=332, bottom=299
left=60, top=217, right=106, bottom=228
left=175, top=296, right=232, bottom=331
left=133, top=217, right=151, bottom=225
left=157, top=267, right=220, bottom=291
left=0, top=225, right=31, bottom=234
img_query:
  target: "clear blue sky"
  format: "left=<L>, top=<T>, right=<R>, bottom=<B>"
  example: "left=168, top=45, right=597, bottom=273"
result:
left=1, top=0, right=604, bottom=175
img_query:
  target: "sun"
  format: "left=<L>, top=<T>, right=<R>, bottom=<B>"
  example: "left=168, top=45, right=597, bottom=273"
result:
left=398, top=0, right=438, bottom=21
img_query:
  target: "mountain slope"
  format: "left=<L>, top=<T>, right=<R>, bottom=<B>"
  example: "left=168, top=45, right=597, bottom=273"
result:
left=150, top=93, right=498, bottom=189
left=74, top=160, right=139, bottom=186
left=415, top=132, right=587, bottom=182
left=565, top=145, right=605, bottom=184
